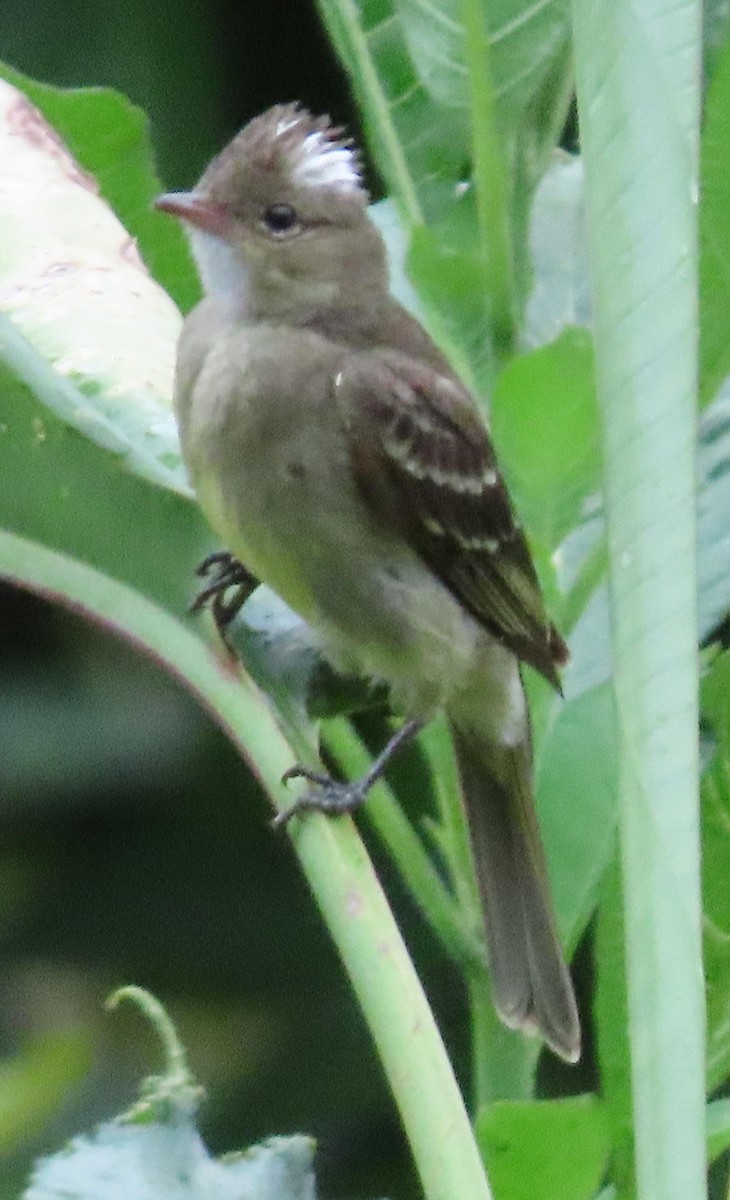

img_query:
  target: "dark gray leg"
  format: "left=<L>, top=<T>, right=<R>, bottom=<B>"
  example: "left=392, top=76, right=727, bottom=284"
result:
left=273, top=716, right=425, bottom=829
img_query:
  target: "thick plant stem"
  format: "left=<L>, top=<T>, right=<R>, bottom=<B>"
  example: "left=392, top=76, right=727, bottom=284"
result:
left=572, top=1, right=705, bottom=1199
left=0, top=531, right=493, bottom=1200
left=462, top=0, right=516, bottom=361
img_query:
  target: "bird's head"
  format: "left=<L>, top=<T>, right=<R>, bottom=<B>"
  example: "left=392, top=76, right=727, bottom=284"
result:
left=156, top=104, right=387, bottom=321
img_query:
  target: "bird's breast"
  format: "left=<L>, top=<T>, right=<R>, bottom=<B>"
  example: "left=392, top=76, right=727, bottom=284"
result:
left=178, top=323, right=357, bottom=622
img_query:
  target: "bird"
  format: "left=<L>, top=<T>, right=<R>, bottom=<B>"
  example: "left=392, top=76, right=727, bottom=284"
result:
left=155, top=104, right=580, bottom=1063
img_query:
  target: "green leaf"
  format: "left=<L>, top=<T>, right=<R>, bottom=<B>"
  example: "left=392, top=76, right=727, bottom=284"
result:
left=316, top=0, right=466, bottom=224
left=317, top=0, right=575, bottom=376
left=0, top=332, right=204, bottom=617
left=395, top=0, right=571, bottom=127
left=475, top=1094, right=610, bottom=1200
left=491, top=329, right=599, bottom=550
left=704, top=0, right=730, bottom=107
left=536, top=682, right=617, bottom=952
left=594, top=857, right=634, bottom=1200
left=0, top=61, right=199, bottom=312
left=408, top=219, right=494, bottom=393
left=707, top=1097, right=730, bottom=1163
left=697, top=386, right=730, bottom=642
left=700, top=33, right=730, bottom=408
left=25, top=1127, right=320, bottom=1200
left=393, top=0, right=469, bottom=111
left=22, top=989, right=319, bottom=1200
left=700, top=650, right=730, bottom=1089
left=0, top=74, right=188, bottom=494
left=369, top=197, right=425, bottom=317
left=524, top=153, right=591, bottom=349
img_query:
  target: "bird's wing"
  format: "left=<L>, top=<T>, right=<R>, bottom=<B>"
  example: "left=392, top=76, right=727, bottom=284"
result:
left=336, top=350, right=566, bottom=688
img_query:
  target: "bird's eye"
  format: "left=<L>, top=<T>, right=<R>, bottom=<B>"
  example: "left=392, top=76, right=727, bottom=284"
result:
left=261, top=203, right=299, bottom=236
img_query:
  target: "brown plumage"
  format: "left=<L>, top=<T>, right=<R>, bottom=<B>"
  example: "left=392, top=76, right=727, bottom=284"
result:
left=156, top=106, right=580, bottom=1062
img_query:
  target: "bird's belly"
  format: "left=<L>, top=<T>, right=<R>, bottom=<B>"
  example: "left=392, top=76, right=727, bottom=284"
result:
left=196, top=453, right=479, bottom=713
left=184, top=372, right=480, bottom=712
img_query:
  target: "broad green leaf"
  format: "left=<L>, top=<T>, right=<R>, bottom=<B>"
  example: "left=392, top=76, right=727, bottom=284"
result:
left=491, top=328, right=599, bottom=550
left=408, top=218, right=494, bottom=393
left=317, top=0, right=575, bottom=373
left=22, top=989, right=320, bottom=1200
left=0, top=73, right=325, bottom=736
left=393, top=0, right=468, bottom=110
left=536, top=683, right=617, bottom=952
left=25, top=1127, right=319, bottom=1200
left=0, top=78, right=186, bottom=496
left=369, top=197, right=425, bottom=317
left=0, top=333, right=204, bottom=617
left=395, top=0, right=571, bottom=128
left=524, top=153, right=592, bottom=349
left=557, top=376, right=730, bottom=688
left=702, top=655, right=730, bottom=934
left=475, top=1094, right=610, bottom=1200
left=316, top=0, right=466, bottom=224
left=0, top=61, right=198, bottom=313
left=0, top=248, right=324, bottom=760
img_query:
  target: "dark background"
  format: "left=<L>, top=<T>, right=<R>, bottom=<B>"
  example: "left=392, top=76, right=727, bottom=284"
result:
left=0, top=4, right=464, bottom=1198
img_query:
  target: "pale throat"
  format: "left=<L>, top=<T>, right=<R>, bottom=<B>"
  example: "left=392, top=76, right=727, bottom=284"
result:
left=187, top=227, right=340, bottom=320
left=187, top=228, right=250, bottom=312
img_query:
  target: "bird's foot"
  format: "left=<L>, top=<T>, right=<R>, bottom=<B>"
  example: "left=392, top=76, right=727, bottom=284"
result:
left=273, top=716, right=425, bottom=830
left=273, top=765, right=370, bottom=829
left=190, top=551, right=258, bottom=643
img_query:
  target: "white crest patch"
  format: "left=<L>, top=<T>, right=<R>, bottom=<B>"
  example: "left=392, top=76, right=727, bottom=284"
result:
left=288, top=129, right=361, bottom=194
left=276, top=114, right=300, bottom=136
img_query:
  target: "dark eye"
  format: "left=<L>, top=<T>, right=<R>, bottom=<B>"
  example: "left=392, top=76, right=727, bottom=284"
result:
left=261, top=203, right=299, bottom=235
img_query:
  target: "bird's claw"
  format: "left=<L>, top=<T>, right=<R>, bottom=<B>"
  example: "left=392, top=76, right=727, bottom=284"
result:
left=273, top=767, right=368, bottom=829
left=280, top=764, right=333, bottom=788
left=189, top=551, right=258, bottom=640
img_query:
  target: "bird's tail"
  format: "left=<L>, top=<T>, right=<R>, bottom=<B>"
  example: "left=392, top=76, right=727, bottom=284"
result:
left=449, top=717, right=580, bottom=1063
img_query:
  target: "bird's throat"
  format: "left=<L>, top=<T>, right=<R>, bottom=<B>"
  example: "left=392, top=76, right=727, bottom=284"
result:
left=188, top=228, right=251, bottom=313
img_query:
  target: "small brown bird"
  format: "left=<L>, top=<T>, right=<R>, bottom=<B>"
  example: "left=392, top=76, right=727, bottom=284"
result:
left=156, top=105, right=580, bottom=1062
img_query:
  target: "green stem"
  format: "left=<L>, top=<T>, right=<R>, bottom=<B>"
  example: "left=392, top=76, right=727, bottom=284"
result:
left=461, top=0, right=516, bottom=360
left=572, top=0, right=705, bottom=1197
left=421, top=717, right=478, bottom=919
left=106, top=987, right=191, bottom=1089
left=468, top=981, right=537, bottom=1105
left=322, top=717, right=483, bottom=970
left=315, top=0, right=423, bottom=228
left=1, top=531, right=492, bottom=1200
left=419, top=719, right=536, bottom=1105
left=559, top=534, right=608, bottom=637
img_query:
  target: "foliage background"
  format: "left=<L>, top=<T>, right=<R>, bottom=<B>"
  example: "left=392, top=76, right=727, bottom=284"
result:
left=0, top=4, right=432, bottom=1199
left=0, top=1, right=727, bottom=1199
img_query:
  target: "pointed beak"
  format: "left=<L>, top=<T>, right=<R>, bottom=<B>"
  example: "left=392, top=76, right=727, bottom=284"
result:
left=154, top=191, right=234, bottom=239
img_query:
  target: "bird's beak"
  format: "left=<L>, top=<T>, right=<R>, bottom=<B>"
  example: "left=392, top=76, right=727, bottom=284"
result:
left=155, top=191, right=234, bottom=239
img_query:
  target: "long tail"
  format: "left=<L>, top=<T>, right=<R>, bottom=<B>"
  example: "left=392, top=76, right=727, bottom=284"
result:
left=449, top=719, right=580, bottom=1063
